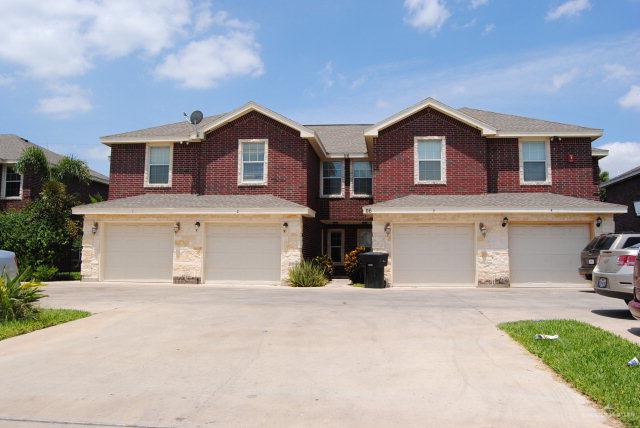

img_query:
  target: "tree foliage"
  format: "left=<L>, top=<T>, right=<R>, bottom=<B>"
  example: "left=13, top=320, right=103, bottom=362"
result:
left=15, top=146, right=50, bottom=188
left=599, top=170, right=609, bottom=201
left=50, top=156, right=91, bottom=188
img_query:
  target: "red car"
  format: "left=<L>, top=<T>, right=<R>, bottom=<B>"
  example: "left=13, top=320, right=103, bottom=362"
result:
left=628, top=258, right=640, bottom=319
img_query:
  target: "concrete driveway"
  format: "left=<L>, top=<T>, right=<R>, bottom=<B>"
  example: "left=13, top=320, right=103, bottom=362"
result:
left=0, top=282, right=633, bottom=428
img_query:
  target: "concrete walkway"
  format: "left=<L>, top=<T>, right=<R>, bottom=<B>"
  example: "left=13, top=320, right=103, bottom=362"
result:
left=0, top=282, right=630, bottom=427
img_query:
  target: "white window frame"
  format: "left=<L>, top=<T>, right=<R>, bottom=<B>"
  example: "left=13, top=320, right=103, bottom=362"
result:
left=326, top=229, right=345, bottom=266
left=144, top=143, right=173, bottom=188
left=0, top=163, right=23, bottom=200
left=238, top=138, right=268, bottom=186
left=350, top=160, right=373, bottom=198
left=519, top=139, right=552, bottom=186
left=414, top=136, right=446, bottom=185
left=320, top=160, right=345, bottom=198
left=357, top=228, right=372, bottom=249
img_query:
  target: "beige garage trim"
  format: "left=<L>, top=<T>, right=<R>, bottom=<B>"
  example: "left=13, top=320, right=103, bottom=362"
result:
left=509, top=224, right=589, bottom=286
left=204, top=223, right=282, bottom=284
left=393, top=224, right=476, bottom=286
left=102, top=223, right=173, bottom=282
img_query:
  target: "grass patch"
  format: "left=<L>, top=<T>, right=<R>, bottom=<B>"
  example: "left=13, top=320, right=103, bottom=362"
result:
left=52, top=272, right=81, bottom=281
left=351, top=283, right=365, bottom=288
left=499, top=319, right=640, bottom=427
left=0, top=308, right=89, bottom=341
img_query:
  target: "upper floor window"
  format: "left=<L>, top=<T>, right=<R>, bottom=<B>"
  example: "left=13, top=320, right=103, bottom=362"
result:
left=145, top=143, right=172, bottom=187
left=351, top=161, right=372, bottom=197
left=1, top=164, right=22, bottom=199
left=414, top=137, right=446, bottom=184
left=239, top=139, right=268, bottom=185
left=520, top=140, right=551, bottom=185
left=321, top=161, right=344, bottom=197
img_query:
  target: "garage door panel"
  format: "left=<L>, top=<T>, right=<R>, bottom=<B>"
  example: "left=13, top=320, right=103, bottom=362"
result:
left=205, top=224, right=281, bottom=283
left=509, top=224, right=588, bottom=285
left=394, top=224, right=475, bottom=286
left=104, top=224, right=173, bottom=282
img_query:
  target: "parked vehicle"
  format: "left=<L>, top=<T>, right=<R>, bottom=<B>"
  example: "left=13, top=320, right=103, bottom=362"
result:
left=580, top=233, right=640, bottom=280
left=593, top=243, right=639, bottom=303
left=627, top=257, right=640, bottom=319
left=0, top=250, right=18, bottom=279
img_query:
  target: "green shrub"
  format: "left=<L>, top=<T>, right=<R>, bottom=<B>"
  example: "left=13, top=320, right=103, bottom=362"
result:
left=30, top=266, right=59, bottom=282
left=0, top=270, right=46, bottom=322
left=313, top=254, right=333, bottom=280
left=344, top=246, right=366, bottom=284
left=287, top=260, right=329, bottom=287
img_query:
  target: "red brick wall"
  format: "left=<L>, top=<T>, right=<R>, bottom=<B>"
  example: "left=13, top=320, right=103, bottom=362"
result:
left=604, top=176, right=640, bottom=232
left=486, top=137, right=598, bottom=199
left=317, top=159, right=372, bottom=221
left=373, top=107, right=487, bottom=202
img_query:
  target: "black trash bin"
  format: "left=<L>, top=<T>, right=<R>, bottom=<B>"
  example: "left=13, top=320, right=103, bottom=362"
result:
left=358, top=252, right=389, bottom=288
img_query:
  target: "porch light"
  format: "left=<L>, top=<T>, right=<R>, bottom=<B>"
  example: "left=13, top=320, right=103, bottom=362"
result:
left=195, top=221, right=201, bottom=231
left=384, top=223, right=391, bottom=237
left=596, top=217, right=602, bottom=228
left=91, top=222, right=98, bottom=234
left=479, top=222, right=487, bottom=238
left=282, top=222, right=288, bottom=232
left=174, top=222, right=181, bottom=233
left=501, top=217, right=509, bottom=228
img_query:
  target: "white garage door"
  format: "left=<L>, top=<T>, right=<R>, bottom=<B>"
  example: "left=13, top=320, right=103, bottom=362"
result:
left=103, top=224, right=173, bottom=282
left=394, top=224, right=475, bottom=286
left=509, top=224, right=589, bottom=285
left=205, top=224, right=281, bottom=283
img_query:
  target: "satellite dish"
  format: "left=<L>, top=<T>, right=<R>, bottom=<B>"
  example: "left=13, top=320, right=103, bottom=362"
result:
left=189, top=110, right=204, bottom=125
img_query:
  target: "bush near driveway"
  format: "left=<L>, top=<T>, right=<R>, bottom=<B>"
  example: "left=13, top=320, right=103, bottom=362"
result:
left=0, top=308, right=89, bottom=341
left=0, top=270, right=46, bottom=322
left=313, top=254, right=333, bottom=280
left=344, top=246, right=366, bottom=284
left=288, top=260, right=329, bottom=287
left=499, top=319, right=640, bottom=427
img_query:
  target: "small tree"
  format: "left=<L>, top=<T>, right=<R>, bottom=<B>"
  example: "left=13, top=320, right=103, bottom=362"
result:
left=344, top=246, right=366, bottom=284
left=599, top=170, right=609, bottom=202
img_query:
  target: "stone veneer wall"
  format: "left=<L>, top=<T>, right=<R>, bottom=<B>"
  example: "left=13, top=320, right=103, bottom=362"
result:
left=371, top=213, right=614, bottom=287
left=80, top=214, right=303, bottom=284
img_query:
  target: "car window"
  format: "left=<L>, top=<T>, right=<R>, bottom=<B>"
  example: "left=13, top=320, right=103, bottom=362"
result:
left=622, top=237, right=640, bottom=248
left=591, top=236, right=617, bottom=250
left=584, top=237, right=601, bottom=250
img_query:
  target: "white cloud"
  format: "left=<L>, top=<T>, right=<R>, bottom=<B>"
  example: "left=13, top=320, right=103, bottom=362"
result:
left=618, top=85, right=640, bottom=110
left=404, top=0, right=451, bottom=33
left=546, top=0, right=591, bottom=21
left=551, top=68, right=580, bottom=91
left=470, top=0, right=489, bottom=9
left=0, top=74, right=13, bottom=86
left=36, top=84, right=92, bottom=117
left=155, top=32, right=263, bottom=89
left=597, top=142, right=640, bottom=177
left=603, top=63, right=637, bottom=82
left=482, top=23, right=495, bottom=35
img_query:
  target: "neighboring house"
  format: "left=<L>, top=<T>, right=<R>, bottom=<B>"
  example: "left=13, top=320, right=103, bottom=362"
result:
left=0, top=134, right=109, bottom=210
left=73, top=98, right=625, bottom=287
left=601, top=165, right=640, bottom=232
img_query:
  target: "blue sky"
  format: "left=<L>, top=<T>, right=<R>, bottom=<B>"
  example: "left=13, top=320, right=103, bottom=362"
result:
left=0, top=0, right=639, bottom=177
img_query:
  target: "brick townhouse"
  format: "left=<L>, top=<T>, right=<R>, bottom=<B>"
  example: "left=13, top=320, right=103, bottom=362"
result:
left=73, top=97, right=625, bottom=287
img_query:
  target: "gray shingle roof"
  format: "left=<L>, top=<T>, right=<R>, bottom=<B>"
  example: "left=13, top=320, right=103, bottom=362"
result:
left=0, top=134, right=108, bottom=183
left=102, top=114, right=226, bottom=140
left=458, top=108, right=602, bottom=134
left=72, top=193, right=314, bottom=215
left=364, top=193, right=626, bottom=213
left=305, top=124, right=369, bottom=155
left=600, top=165, right=640, bottom=188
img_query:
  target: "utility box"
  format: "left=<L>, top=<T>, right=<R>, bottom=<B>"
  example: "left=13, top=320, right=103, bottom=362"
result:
left=358, top=252, right=389, bottom=288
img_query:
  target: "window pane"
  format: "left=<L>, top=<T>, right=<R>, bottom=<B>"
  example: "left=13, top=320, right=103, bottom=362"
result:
left=522, top=142, right=546, bottom=161
left=242, top=142, right=264, bottom=162
left=419, top=160, right=441, bottom=181
left=322, top=161, right=343, bottom=179
left=149, top=164, right=169, bottom=184
left=243, top=162, right=264, bottom=181
left=354, top=177, right=372, bottom=195
left=523, top=161, right=546, bottom=181
left=330, top=246, right=342, bottom=263
left=352, top=161, right=372, bottom=178
left=5, top=166, right=20, bottom=182
left=357, top=229, right=372, bottom=249
left=418, top=140, right=441, bottom=160
left=149, top=146, right=170, bottom=165
left=5, top=181, right=20, bottom=197
left=323, top=177, right=342, bottom=195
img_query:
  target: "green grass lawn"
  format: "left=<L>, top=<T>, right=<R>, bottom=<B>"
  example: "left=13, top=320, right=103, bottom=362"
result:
left=499, top=319, right=640, bottom=427
left=0, top=308, right=90, bottom=341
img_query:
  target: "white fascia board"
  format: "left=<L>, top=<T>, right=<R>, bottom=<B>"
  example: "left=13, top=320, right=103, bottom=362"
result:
left=491, top=130, right=603, bottom=138
left=364, top=97, right=497, bottom=137
left=73, top=206, right=316, bottom=217
left=592, top=148, right=609, bottom=158
left=199, top=101, right=316, bottom=139
left=101, top=137, right=185, bottom=145
left=325, top=153, right=369, bottom=159
left=362, top=207, right=628, bottom=215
